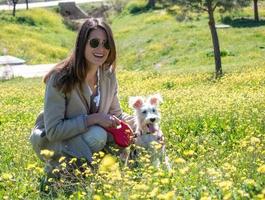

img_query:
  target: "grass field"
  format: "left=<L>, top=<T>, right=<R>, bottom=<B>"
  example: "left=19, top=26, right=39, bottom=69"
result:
left=0, top=8, right=75, bottom=64
left=0, top=1, right=265, bottom=199
left=0, top=68, right=265, bottom=199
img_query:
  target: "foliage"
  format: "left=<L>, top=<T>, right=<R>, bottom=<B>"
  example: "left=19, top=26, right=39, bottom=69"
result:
left=0, top=66, right=265, bottom=198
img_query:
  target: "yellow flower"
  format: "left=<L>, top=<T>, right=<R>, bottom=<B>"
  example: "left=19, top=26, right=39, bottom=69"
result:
left=149, top=188, right=159, bottom=198
left=240, top=141, right=248, bottom=148
left=250, top=137, right=261, bottom=145
left=200, top=197, right=211, bottom=200
left=174, top=157, right=186, bottom=164
left=91, top=161, right=97, bottom=165
left=99, top=155, right=121, bottom=180
left=35, top=167, right=44, bottom=174
left=99, top=151, right=105, bottom=158
left=262, top=188, right=265, bottom=194
left=237, top=189, right=249, bottom=198
left=157, top=191, right=175, bottom=200
left=200, top=192, right=210, bottom=200
left=129, top=194, right=140, bottom=200
left=164, top=191, right=175, bottom=200
left=104, top=193, right=112, bottom=198
left=99, top=155, right=116, bottom=171
left=247, top=146, right=254, bottom=152
left=256, top=194, right=265, bottom=199
left=52, top=168, right=60, bottom=174
left=1, top=173, right=13, bottom=180
left=257, top=165, right=265, bottom=173
left=74, top=169, right=81, bottom=176
left=179, top=167, right=189, bottom=174
left=69, top=157, right=77, bottom=164
left=244, top=179, right=256, bottom=186
left=40, top=149, right=54, bottom=159
left=223, top=193, right=232, bottom=200
left=134, top=184, right=149, bottom=191
left=218, top=180, right=233, bottom=191
left=183, top=150, right=195, bottom=157
left=48, top=178, right=54, bottom=182
left=59, top=156, right=66, bottom=163
left=26, top=163, right=36, bottom=170
left=60, top=162, right=67, bottom=168
left=161, top=178, right=170, bottom=184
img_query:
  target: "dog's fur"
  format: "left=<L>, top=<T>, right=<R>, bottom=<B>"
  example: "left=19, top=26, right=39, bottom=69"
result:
left=129, top=94, right=170, bottom=170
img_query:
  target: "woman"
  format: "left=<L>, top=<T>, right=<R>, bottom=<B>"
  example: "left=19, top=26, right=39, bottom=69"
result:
left=30, top=18, right=134, bottom=175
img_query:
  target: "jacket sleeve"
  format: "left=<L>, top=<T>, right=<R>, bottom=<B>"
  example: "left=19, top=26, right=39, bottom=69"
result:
left=108, top=73, right=136, bottom=131
left=44, top=75, right=88, bottom=142
left=108, top=75, right=123, bottom=118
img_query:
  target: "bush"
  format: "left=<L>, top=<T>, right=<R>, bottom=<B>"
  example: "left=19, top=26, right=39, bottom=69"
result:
left=16, top=16, right=36, bottom=26
left=124, top=0, right=147, bottom=14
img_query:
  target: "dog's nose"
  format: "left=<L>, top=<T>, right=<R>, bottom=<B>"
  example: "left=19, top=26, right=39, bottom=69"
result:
left=150, top=118, right=156, bottom=122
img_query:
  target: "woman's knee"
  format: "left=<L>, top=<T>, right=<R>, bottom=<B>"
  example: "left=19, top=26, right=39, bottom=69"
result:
left=82, top=126, right=107, bottom=152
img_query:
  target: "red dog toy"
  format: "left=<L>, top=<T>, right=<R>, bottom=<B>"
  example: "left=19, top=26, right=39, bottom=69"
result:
left=106, top=121, right=133, bottom=147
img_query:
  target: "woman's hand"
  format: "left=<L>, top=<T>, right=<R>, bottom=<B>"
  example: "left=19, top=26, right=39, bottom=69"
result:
left=87, top=113, right=120, bottom=128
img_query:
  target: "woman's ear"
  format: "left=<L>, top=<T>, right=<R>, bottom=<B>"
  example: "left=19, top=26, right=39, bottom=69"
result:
left=129, top=96, right=144, bottom=109
left=148, top=94, right=163, bottom=106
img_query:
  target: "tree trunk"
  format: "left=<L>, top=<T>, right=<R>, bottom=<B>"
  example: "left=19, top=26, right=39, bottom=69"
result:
left=147, top=0, right=155, bottom=9
left=253, top=0, right=259, bottom=22
left=207, top=2, right=222, bottom=78
left=26, top=0, right=29, bottom=10
left=12, top=2, right=17, bottom=16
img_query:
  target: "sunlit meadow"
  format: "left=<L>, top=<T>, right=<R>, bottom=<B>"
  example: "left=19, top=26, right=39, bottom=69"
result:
left=0, top=66, right=265, bottom=199
left=0, top=1, right=265, bottom=199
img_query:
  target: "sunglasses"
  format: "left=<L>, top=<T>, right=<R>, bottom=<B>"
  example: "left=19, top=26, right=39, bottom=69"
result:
left=89, top=38, right=110, bottom=50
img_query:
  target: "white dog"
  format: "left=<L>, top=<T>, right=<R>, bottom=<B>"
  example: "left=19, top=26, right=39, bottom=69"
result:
left=129, top=94, right=171, bottom=170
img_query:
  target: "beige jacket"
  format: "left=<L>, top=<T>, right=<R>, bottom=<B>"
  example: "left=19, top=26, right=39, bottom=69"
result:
left=30, top=67, right=134, bottom=165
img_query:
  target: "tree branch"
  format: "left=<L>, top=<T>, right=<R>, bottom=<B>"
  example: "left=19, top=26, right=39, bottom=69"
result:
left=212, top=1, right=219, bottom=12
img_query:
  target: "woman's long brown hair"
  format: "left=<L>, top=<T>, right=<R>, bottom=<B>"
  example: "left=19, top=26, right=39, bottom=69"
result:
left=43, top=18, right=116, bottom=94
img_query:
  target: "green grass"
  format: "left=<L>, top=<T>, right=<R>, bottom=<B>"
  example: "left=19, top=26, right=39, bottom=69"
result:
left=0, top=68, right=265, bottom=199
left=0, top=8, right=75, bottom=64
left=1, top=3, right=265, bottom=73
left=111, top=4, right=265, bottom=73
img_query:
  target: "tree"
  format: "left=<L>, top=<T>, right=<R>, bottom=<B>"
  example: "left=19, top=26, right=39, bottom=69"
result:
left=25, top=0, right=29, bottom=10
left=10, top=0, right=29, bottom=16
left=173, top=0, right=248, bottom=78
left=12, top=0, right=19, bottom=16
left=232, top=0, right=260, bottom=22
left=253, top=0, right=259, bottom=21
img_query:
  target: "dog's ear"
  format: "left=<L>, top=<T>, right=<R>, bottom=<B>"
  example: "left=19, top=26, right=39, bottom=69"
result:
left=129, top=96, right=144, bottom=109
left=149, top=94, right=163, bottom=106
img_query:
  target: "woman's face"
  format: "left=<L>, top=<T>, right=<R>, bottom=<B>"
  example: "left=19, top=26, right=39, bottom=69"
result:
left=84, top=28, right=110, bottom=69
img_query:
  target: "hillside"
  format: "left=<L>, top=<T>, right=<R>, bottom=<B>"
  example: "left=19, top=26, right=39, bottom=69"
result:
left=0, top=3, right=265, bottom=73
left=112, top=2, right=265, bottom=73
left=0, top=8, right=75, bottom=64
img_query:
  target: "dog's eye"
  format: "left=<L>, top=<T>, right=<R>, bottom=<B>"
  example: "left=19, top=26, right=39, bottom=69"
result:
left=142, top=110, right=147, bottom=114
left=152, top=108, right=156, bottom=113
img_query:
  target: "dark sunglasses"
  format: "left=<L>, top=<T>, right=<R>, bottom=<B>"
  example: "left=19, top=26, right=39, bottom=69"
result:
left=89, top=38, right=110, bottom=50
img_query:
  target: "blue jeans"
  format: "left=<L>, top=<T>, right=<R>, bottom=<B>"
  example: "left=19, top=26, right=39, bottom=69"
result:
left=81, top=125, right=113, bottom=153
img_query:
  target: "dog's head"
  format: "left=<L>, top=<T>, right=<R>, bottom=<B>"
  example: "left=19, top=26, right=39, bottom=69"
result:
left=129, top=94, right=163, bottom=133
